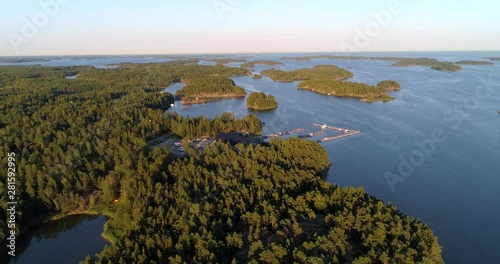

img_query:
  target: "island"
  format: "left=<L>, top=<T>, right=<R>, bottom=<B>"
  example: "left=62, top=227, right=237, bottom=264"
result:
left=392, top=58, right=462, bottom=72
left=0, top=56, right=51, bottom=63
left=485, top=57, right=500, bottom=61
left=455, top=60, right=494, bottom=65
left=282, top=55, right=464, bottom=72
left=261, top=65, right=353, bottom=82
left=207, top=58, right=247, bottom=65
left=240, top=60, right=284, bottom=68
left=0, top=61, right=443, bottom=264
left=282, top=55, right=402, bottom=61
left=262, top=65, right=398, bottom=102
left=251, top=73, right=263, bottom=79
left=377, top=80, right=401, bottom=91
left=175, top=77, right=246, bottom=104
left=246, top=92, right=278, bottom=110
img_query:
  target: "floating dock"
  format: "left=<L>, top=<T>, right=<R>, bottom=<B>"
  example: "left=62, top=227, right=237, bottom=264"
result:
left=313, top=123, right=360, bottom=142
left=264, top=128, right=304, bottom=139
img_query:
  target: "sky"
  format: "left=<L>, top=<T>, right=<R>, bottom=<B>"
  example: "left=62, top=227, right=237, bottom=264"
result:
left=0, top=0, right=499, bottom=56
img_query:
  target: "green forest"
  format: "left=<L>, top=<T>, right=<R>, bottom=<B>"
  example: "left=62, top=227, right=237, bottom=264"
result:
left=246, top=92, right=278, bottom=110
left=0, top=62, right=442, bottom=263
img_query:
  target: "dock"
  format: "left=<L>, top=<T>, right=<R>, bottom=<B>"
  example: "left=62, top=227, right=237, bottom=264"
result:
left=313, top=123, right=360, bottom=142
left=264, top=128, right=304, bottom=139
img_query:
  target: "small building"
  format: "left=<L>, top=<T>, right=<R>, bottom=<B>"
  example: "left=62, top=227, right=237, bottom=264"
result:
left=215, top=132, right=263, bottom=146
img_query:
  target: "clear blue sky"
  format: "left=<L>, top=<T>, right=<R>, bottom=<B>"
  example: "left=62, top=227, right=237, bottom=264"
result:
left=1, top=0, right=499, bottom=56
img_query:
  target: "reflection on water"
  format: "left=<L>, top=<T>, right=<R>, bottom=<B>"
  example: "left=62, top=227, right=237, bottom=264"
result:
left=3, top=215, right=107, bottom=264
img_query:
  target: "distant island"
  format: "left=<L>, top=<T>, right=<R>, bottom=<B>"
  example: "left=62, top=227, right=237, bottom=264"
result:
left=484, top=57, right=500, bottom=61
left=455, top=60, right=494, bottom=65
left=262, top=65, right=398, bottom=102
left=392, top=58, right=462, bottom=72
left=251, top=73, right=263, bottom=79
left=261, top=65, right=353, bottom=82
left=175, top=77, right=246, bottom=104
left=282, top=55, right=401, bottom=61
left=0, top=56, right=51, bottom=63
left=282, top=55, right=463, bottom=72
left=207, top=58, right=247, bottom=65
left=241, top=60, right=284, bottom=68
left=246, top=92, right=278, bottom=110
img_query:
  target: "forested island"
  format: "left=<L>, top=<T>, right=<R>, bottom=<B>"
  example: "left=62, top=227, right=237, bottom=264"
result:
left=0, top=56, right=51, bottom=63
left=246, top=92, right=278, bottom=110
left=262, top=65, right=398, bottom=102
left=376, top=80, right=401, bottom=91
left=261, top=65, right=353, bottom=82
left=207, top=58, right=247, bottom=65
left=174, top=77, right=246, bottom=104
left=455, top=60, right=494, bottom=65
left=391, top=58, right=462, bottom=71
left=0, top=62, right=442, bottom=263
left=282, top=55, right=402, bottom=61
left=240, top=60, right=284, bottom=68
left=282, top=55, right=464, bottom=72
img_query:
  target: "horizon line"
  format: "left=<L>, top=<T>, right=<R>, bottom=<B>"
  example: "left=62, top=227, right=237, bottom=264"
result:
left=2, top=50, right=500, bottom=58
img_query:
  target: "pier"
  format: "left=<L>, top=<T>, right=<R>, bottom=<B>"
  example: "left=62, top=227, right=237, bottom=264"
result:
left=263, top=128, right=304, bottom=139
left=313, top=123, right=360, bottom=142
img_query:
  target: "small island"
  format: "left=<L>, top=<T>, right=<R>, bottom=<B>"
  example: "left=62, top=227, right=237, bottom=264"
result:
left=175, top=77, right=246, bottom=104
left=455, top=60, right=495, bottom=65
left=251, top=73, right=263, bottom=79
left=377, top=80, right=401, bottom=91
left=246, top=92, right=278, bottom=110
left=485, top=57, right=500, bottom=61
left=240, top=60, right=284, bottom=68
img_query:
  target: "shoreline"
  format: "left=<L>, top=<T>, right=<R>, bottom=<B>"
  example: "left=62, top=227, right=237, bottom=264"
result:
left=180, top=93, right=245, bottom=104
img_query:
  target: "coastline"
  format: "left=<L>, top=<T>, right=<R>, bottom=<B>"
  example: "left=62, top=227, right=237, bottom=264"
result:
left=180, top=93, right=245, bottom=104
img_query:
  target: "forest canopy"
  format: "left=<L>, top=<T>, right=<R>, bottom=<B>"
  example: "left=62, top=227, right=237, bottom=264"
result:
left=0, top=62, right=442, bottom=263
